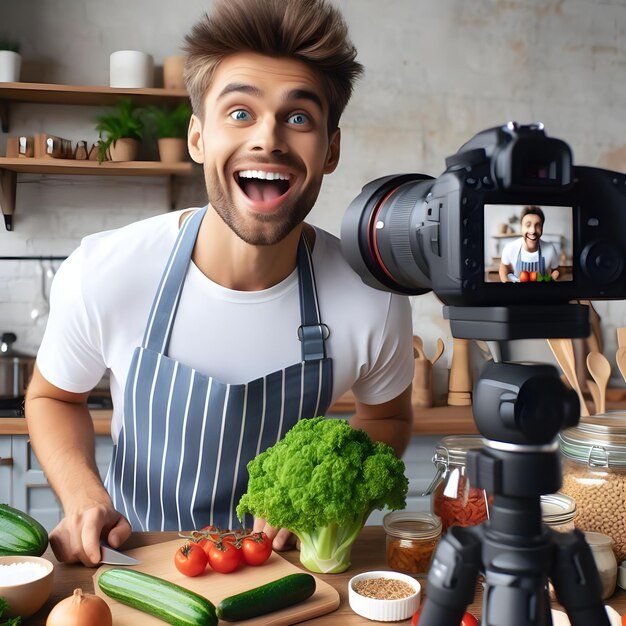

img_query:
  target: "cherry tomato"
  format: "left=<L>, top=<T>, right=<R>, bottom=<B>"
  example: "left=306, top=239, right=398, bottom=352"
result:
left=208, top=541, right=242, bottom=573
left=174, top=542, right=208, bottom=577
left=519, top=270, right=530, bottom=282
left=412, top=605, right=478, bottom=626
left=529, top=271, right=538, bottom=282
left=241, top=532, right=273, bottom=566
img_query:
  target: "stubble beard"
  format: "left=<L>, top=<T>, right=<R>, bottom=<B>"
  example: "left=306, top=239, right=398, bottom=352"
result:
left=204, top=166, right=321, bottom=246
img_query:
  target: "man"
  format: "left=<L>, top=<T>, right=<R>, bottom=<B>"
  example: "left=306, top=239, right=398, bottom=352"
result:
left=25, top=0, right=414, bottom=566
left=499, top=205, right=560, bottom=282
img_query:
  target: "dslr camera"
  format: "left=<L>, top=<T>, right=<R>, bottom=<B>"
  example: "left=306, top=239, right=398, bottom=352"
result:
left=341, top=122, right=626, bottom=339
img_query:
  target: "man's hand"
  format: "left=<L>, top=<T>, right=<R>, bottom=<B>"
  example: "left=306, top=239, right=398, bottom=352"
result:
left=253, top=518, right=298, bottom=551
left=50, top=501, right=131, bottom=566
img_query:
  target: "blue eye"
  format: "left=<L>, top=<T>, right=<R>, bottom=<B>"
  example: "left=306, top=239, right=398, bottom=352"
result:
left=230, top=109, right=251, bottom=122
left=288, top=113, right=309, bottom=125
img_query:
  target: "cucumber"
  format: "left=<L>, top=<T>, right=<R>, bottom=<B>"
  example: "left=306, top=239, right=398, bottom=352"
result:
left=216, top=572, right=316, bottom=622
left=0, top=503, right=48, bottom=556
left=98, top=568, right=217, bottom=626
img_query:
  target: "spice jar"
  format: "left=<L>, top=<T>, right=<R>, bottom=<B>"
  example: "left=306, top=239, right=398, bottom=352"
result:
left=584, top=531, right=618, bottom=599
left=540, top=493, right=577, bottom=532
left=423, top=435, right=490, bottom=531
left=559, top=413, right=626, bottom=562
left=383, top=511, right=442, bottom=575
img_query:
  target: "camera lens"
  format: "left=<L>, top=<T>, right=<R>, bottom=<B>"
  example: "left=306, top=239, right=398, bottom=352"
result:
left=340, top=174, right=435, bottom=295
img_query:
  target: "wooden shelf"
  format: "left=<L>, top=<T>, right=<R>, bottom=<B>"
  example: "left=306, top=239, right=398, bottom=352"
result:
left=0, top=157, right=194, bottom=177
left=0, top=158, right=196, bottom=231
left=0, top=82, right=195, bottom=230
left=0, top=82, right=189, bottom=131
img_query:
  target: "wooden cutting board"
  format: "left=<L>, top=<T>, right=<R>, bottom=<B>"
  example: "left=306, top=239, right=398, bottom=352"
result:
left=92, top=539, right=340, bottom=625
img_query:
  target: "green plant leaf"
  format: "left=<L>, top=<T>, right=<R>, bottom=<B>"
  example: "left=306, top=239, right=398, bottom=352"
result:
left=94, top=98, right=145, bottom=163
left=142, top=101, right=192, bottom=139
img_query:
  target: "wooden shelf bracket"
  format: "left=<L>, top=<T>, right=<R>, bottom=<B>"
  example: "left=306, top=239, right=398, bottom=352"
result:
left=0, top=99, right=8, bottom=133
left=0, top=169, right=16, bottom=231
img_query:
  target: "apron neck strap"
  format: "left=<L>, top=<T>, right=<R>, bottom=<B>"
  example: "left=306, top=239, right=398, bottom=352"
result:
left=142, top=207, right=206, bottom=352
left=296, top=232, right=328, bottom=362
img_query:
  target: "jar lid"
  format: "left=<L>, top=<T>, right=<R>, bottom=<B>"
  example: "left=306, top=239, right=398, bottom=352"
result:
left=540, top=493, right=577, bottom=525
left=559, top=413, right=626, bottom=467
left=433, top=435, right=485, bottom=466
left=383, top=511, right=442, bottom=541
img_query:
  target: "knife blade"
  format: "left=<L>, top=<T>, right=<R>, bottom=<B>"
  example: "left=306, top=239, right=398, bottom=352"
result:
left=100, top=542, right=141, bottom=565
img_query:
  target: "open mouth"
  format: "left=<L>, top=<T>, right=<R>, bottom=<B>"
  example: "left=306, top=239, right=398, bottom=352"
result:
left=236, top=170, right=292, bottom=202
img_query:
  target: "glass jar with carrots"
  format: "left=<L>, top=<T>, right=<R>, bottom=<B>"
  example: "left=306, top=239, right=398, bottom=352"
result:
left=422, top=435, right=491, bottom=532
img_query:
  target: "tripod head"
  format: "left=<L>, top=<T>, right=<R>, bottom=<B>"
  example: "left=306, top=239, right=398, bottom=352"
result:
left=473, top=361, right=580, bottom=445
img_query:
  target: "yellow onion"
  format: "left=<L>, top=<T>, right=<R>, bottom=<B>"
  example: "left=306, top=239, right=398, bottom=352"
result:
left=46, top=588, right=112, bottom=626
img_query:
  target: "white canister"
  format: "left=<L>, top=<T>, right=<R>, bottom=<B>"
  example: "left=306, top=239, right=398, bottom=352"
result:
left=585, top=531, right=618, bottom=600
left=110, top=50, right=154, bottom=88
left=0, top=51, right=22, bottom=82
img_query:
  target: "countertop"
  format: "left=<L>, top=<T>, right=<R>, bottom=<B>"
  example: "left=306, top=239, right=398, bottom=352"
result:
left=21, top=525, right=626, bottom=625
left=3, top=389, right=625, bottom=437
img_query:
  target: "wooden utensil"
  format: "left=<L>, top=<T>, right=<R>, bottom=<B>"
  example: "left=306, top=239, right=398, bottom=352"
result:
left=586, top=351, right=611, bottom=415
left=430, top=337, right=445, bottom=365
left=413, top=335, right=427, bottom=360
left=448, top=337, right=472, bottom=406
left=586, top=379, right=602, bottom=415
left=617, top=347, right=626, bottom=384
left=618, top=328, right=626, bottom=349
left=547, top=338, right=589, bottom=416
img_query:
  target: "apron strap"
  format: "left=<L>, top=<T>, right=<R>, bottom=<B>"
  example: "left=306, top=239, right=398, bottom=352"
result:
left=296, top=233, right=328, bottom=362
left=142, top=207, right=207, bottom=352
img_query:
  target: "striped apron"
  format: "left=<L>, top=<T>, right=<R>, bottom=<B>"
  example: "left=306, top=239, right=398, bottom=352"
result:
left=514, top=240, right=546, bottom=277
left=105, top=207, right=333, bottom=531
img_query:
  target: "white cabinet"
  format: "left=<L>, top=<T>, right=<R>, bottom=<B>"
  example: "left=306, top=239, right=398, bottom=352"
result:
left=0, top=433, right=113, bottom=532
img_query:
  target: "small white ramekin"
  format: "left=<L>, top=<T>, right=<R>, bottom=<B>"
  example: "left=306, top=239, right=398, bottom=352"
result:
left=348, top=570, right=421, bottom=622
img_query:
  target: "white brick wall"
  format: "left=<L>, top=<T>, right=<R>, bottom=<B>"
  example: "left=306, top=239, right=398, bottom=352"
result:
left=1, top=0, right=625, bottom=383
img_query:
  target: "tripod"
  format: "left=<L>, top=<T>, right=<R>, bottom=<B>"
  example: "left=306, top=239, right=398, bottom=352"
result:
left=417, top=361, right=611, bottom=626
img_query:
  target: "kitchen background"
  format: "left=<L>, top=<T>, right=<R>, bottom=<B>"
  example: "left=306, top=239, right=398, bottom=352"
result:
left=1, top=0, right=626, bottom=522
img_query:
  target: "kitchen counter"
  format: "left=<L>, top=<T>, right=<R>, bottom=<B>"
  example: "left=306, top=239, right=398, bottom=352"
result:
left=2, top=389, right=624, bottom=437
left=0, top=410, right=113, bottom=436
left=21, top=525, right=626, bottom=624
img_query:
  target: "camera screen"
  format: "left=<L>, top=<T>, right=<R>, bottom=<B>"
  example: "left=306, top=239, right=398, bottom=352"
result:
left=483, top=204, right=573, bottom=284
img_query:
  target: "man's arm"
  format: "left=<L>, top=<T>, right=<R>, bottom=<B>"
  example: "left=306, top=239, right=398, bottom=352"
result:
left=24, top=365, right=131, bottom=566
left=499, top=261, right=513, bottom=282
left=349, top=383, right=413, bottom=457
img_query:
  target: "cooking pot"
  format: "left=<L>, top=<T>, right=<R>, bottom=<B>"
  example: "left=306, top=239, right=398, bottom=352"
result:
left=0, top=333, right=36, bottom=399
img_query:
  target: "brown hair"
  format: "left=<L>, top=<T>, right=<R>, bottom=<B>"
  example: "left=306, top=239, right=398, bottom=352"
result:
left=521, top=205, right=545, bottom=225
left=183, top=0, right=363, bottom=132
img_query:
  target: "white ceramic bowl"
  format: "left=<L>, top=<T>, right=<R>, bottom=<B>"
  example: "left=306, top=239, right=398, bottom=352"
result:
left=0, top=555, right=55, bottom=618
left=348, top=570, right=421, bottom=622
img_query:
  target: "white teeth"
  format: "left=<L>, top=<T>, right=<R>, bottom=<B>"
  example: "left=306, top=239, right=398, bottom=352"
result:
left=238, top=170, right=289, bottom=181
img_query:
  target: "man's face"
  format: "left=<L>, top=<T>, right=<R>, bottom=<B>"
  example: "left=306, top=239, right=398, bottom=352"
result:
left=521, top=213, right=543, bottom=252
left=188, top=52, right=340, bottom=246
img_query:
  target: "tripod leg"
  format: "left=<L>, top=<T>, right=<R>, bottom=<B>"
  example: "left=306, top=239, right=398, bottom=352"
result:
left=550, top=529, right=610, bottom=626
left=418, top=526, right=482, bottom=625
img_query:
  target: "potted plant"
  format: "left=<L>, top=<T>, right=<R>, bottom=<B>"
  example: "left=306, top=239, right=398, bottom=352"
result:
left=142, top=101, right=191, bottom=163
left=0, top=37, right=21, bottom=82
left=94, top=98, right=144, bottom=163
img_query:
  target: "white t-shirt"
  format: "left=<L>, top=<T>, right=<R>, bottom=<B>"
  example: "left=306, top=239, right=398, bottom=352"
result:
left=37, top=209, right=414, bottom=441
left=500, top=238, right=559, bottom=272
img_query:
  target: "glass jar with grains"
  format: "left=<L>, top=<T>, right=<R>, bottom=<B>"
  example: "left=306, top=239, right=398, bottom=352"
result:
left=559, top=413, right=626, bottom=562
left=422, top=435, right=491, bottom=532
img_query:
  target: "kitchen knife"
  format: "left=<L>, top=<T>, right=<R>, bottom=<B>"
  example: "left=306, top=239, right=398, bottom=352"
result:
left=100, top=542, right=141, bottom=565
